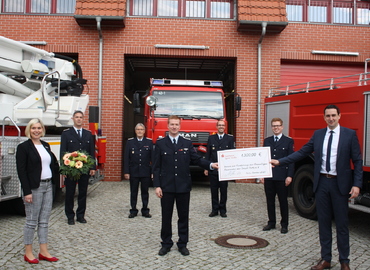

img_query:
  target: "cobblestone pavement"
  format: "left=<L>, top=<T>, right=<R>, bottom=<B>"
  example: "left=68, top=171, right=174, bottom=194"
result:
left=1, top=181, right=370, bottom=270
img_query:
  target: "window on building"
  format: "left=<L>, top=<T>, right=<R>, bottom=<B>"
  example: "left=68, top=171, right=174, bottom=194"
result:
left=129, top=0, right=235, bottom=19
left=2, top=0, right=76, bottom=14
left=286, top=0, right=370, bottom=25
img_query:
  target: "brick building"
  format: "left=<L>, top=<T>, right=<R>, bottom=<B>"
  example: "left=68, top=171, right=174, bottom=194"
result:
left=1, top=0, right=369, bottom=182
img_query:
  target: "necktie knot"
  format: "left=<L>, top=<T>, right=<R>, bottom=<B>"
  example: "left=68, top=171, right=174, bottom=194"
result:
left=220, top=135, right=223, bottom=140
left=77, top=129, right=81, bottom=138
left=275, top=136, right=278, bottom=142
left=173, top=138, right=176, bottom=144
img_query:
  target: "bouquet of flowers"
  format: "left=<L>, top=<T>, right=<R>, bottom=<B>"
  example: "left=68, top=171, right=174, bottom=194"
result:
left=60, top=151, right=95, bottom=180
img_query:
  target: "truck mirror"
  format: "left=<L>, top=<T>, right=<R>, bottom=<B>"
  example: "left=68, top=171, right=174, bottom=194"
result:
left=133, top=92, right=140, bottom=108
left=235, top=95, right=242, bottom=111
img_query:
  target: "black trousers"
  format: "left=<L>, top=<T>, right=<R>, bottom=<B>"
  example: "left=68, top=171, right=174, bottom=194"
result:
left=160, top=192, right=190, bottom=248
left=264, top=180, right=289, bottom=228
left=65, top=174, right=89, bottom=220
left=209, top=173, right=228, bottom=214
left=129, top=177, right=150, bottom=215
left=316, top=175, right=349, bottom=263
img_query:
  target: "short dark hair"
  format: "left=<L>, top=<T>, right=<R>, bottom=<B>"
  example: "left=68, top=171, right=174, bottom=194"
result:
left=324, top=105, right=340, bottom=115
left=73, top=110, right=84, bottom=116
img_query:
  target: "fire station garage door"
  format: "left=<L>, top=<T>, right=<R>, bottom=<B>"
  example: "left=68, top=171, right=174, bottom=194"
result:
left=280, top=62, right=364, bottom=87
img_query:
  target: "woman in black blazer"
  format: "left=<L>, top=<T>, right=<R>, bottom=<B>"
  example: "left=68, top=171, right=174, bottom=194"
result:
left=16, top=119, right=59, bottom=264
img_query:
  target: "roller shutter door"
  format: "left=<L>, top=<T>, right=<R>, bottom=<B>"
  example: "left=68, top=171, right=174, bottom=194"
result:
left=280, top=62, right=364, bottom=87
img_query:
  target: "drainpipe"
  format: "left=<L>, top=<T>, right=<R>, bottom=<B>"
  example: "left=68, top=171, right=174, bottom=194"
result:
left=96, top=17, right=103, bottom=128
left=257, top=22, right=267, bottom=147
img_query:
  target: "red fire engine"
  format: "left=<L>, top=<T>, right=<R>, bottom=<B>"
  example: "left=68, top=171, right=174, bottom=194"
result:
left=264, top=67, right=370, bottom=219
left=135, top=78, right=241, bottom=157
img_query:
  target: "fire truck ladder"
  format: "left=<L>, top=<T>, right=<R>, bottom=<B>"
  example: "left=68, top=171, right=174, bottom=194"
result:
left=268, top=71, right=370, bottom=98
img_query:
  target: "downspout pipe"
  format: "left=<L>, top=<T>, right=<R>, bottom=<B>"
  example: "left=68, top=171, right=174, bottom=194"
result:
left=96, top=17, right=103, bottom=127
left=257, top=22, right=267, bottom=147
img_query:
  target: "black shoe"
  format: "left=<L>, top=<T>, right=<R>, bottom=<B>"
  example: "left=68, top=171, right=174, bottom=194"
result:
left=209, top=212, right=218, bottom=217
left=178, top=247, right=190, bottom=256
left=262, top=224, right=276, bottom=231
left=77, top=217, right=87, bottom=223
left=281, top=227, right=288, bottom=234
left=68, top=219, right=75, bottom=225
left=220, top=213, right=227, bottom=218
left=158, top=247, right=170, bottom=256
left=142, top=213, right=152, bottom=218
left=128, top=213, right=137, bottom=218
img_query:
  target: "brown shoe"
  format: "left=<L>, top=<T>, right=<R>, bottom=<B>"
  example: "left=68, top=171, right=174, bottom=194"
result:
left=340, top=262, right=350, bottom=270
left=311, top=259, right=331, bottom=270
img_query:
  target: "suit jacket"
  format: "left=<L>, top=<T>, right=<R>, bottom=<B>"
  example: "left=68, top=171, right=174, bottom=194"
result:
left=16, top=139, right=60, bottom=196
left=153, top=136, right=211, bottom=193
left=60, top=127, right=96, bottom=170
left=124, top=137, right=153, bottom=177
left=264, top=134, right=294, bottom=181
left=279, top=126, right=362, bottom=195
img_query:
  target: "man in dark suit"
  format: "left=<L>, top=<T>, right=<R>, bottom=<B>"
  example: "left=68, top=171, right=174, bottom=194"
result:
left=261, top=117, right=294, bottom=234
left=153, top=115, right=218, bottom=256
left=204, top=120, right=234, bottom=218
left=124, top=123, right=153, bottom=218
left=61, top=110, right=96, bottom=225
left=271, top=105, right=362, bottom=270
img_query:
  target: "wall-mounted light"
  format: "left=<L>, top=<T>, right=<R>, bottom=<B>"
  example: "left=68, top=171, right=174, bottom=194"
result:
left=154, top=44, right=209, bottom=50
left=20, top=41, right=47, bottom=46
left=311, top=50, right=359, bottom=56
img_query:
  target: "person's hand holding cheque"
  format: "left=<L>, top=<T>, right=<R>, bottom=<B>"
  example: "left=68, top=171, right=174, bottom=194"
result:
left=211, top=162, right=219, bottom=170
left=270, top=159, right=280, bottom=167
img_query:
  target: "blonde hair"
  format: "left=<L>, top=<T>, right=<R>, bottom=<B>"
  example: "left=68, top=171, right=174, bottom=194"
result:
left=25, top=119, right=46, bottom=139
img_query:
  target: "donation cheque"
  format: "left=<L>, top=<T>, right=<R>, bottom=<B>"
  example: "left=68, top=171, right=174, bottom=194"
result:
left=217, top=147, right=272, bottom=181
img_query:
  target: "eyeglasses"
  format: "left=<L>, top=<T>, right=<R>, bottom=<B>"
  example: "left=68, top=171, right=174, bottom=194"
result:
left=271, top=125, right=282, bottom=128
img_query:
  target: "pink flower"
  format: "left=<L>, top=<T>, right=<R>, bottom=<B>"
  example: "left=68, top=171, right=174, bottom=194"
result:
left=75, top=161, right=83, bottom=169
left=63, top=153, right=71, bottom=160
left=64, top=159, right=71, bottom=165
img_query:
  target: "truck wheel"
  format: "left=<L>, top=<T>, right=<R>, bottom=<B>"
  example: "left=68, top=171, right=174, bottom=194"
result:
left=292, top=164, right=317, bottom=220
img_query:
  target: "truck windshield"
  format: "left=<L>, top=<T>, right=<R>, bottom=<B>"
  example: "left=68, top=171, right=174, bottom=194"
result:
left=152, top=90, right=224, bottom=119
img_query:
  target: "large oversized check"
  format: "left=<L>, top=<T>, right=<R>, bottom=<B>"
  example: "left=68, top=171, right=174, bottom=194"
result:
left=217, top=147, right=272, bottom=181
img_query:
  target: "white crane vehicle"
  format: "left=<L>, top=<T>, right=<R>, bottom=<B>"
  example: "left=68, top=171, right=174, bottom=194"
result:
left=0, top=36, right=89, bottom=214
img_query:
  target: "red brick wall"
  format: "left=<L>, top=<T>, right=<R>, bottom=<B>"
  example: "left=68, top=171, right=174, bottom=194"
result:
left=1, top=15, right=369, bottom=182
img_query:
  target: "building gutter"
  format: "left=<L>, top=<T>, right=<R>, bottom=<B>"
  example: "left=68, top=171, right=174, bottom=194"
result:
left=96, top=17, right=103, bottom=127
left=257, top=22, right=267, bottom=147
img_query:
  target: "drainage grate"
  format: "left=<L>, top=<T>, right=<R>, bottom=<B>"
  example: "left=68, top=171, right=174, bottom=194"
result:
left=214, top=235, right=269, bottom=249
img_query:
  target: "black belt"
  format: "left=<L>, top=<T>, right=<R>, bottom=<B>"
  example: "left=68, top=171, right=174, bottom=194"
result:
left=40, top=178, right=52, bottom=182
left=320, top=173, right=337, bottom=178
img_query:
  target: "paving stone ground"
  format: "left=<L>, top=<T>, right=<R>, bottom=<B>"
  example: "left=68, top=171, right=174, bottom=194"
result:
left=1, top=181, right=369, bottom=270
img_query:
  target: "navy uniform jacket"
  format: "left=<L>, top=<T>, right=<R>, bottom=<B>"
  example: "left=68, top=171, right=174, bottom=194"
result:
left=205, top=134, right=234, bottom=173
left=153, top=136, right=211, bottom=193
left=60, top=127, right=96, bottom=170
left=124, top=137, right=153, bottom=178
left=279, top=127, right=362, bottom=195
left=264, top=134, right=294, bottom=181
left=16, top=139, right=60, bottom=196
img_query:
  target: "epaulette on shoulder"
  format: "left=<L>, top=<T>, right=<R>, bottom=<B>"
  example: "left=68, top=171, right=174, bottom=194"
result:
left=128, top=137, right=134, bottom=140
left=147, top=138, right=152, bottom=140
left=157, top=137, right=165, bottom=141
left=183, top=137, right=191, bottom=141
left=228, top=134, right=234, bottom=136
left=62, top=128, right=69, bottom=132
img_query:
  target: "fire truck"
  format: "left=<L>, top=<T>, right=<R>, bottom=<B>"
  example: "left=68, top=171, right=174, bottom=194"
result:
left=135, top=78, right=241, bottom=158
left=264, top=66, right=370, bottom=219
left=0, top=36, right=105, bottom=214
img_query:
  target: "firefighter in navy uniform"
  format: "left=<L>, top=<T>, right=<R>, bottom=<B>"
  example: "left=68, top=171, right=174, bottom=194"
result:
left=261, top=117, right=294, bottom=234
left=124, top=123, right=153, bottom=218
left=61, top=111, right=96, bottom=225
left=204, top=120, right=235, bottom=218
